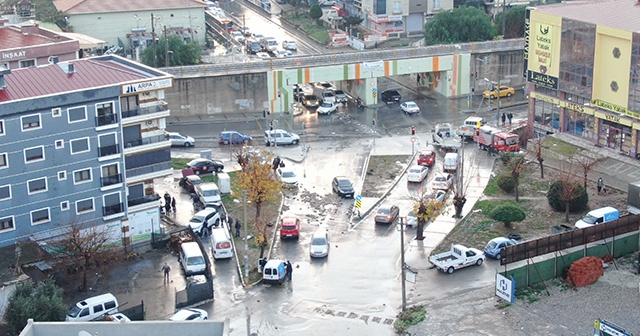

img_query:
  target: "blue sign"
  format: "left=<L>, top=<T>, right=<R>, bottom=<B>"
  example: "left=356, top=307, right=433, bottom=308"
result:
left=355, top=195, right=362, bottom=201
left=372, top=88, right=378, bottom=93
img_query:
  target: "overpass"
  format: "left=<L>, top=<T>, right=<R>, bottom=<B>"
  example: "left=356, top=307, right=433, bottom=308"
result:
left=163, top=39, right=525, bottom=115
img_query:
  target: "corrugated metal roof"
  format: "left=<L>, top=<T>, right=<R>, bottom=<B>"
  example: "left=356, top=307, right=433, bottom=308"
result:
left=54, top=0, right=206, bottom=14
left=532, top=0, right=640, bottom=32
left=0, top=25, right=59, bottom=49
left=0, top=57, right=167, bottom=102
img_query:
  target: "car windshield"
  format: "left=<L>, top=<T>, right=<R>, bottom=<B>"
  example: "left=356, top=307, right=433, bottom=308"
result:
left=191, top=179, right=203, bottom=186
left=321, top=103, right=332, bottom=108
left=190, top=216, right=204, bottom=223
left=582, top=214, right=598, bottom=224
left=281, top=171, right=296, bottom=178
left=334, top=90, right=344, bottom=95
left=187, top=256, right=205, bottom=266
left=338, top=179, right=351, bottom=187
left=409, top=168, right=422, bottom=174
left=323, top=92, right=334, bottom=97
left=435, top=176, right=446, bottom=182
left=486, top=241, right=498, bottom=249
left=378, top=208, right=390, bottom=214
left=304, top=95, right=317, bottom=100
left=311, top=237, right=326, bottom=245
left=407, top=103, right=417, bottom=108
left=203, top=190, right=219, bottom=196
left=283, top=225, right=296, bottom=230
left=68, top=306, right=81, bottom=317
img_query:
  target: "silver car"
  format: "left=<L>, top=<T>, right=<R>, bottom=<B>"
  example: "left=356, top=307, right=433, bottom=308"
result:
left=165, top=132, right=195, bottom=147
left=309, top=229, right=330, bottom=258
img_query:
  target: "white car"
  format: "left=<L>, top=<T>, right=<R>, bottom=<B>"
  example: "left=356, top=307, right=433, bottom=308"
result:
left=431, top=174, right=453, bottom=190
left=165, top=131, right=195, bottom=147
left=317, top=102, right=338, bottom=115
left=169, top=308, right=208, bottom=321
left=253, top=33, right=265, bottom=41
left=401, top=101, right=420, bottom=114
left=240, top=26, right=251, bottom=36
left=428, top=189, right=447, bottom=203
left=196, top=182, right=221, bottom=204
left=275, top=48, right=293, bottom=58
left=231, top=31, right=244, bottom=43
left=255, top=52, right=271, bottom=60
left=318, top=0, right=336, bottom=5
left=404, top=210, right=418, bottom=228
left=277, top=167, right=298, bottom=186
left=188, top=209, right=221, bottom=235
left=407, top=165, right=428, bottom=183
left=282, top=40, right=297, bottom=50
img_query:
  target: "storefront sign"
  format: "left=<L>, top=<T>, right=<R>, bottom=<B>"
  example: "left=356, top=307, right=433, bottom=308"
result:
left=523, top=9, right=530, bottom=79
left=364, top=34, right=388, bottom=42
left=495, top=274, right=515, bottom=303
left=531, top=92, right=595, bottom=115
left=368, top=14, right=402, bottom=23
left=526, top=11, right=561, bottom=90
left=594, top=111, right=632, bottom=127
left=591, top=99, right=640, bottom=119
left=1, top=50, right=26, bottom=60
left=122, top=78, right=173, bottom=95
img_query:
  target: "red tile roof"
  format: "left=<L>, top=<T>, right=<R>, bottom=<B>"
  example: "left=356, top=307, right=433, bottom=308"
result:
left=55, top=0, right=206, bottom=14
left=532, top=0, right=640, bottom=32
left=0, top=56, right=170, bottom=102
left=0, top=25, right=62, bottom=50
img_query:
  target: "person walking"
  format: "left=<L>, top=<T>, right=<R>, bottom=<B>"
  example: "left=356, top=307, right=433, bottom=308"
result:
left=507, top=112, right=513, bottom=125
left=272, top=156, right=281, bottom=172
left=235, top=219, right=242, bottom=238
left=501, top=113, right=506, bottom=126
left=286, top=260, right=293, bottom=281
left=164, top=200, right=171, bottom=214
left=164, top=192, right=171, bottom=206
left=171, top=197, right=176, bottom=213
left=161, top=262, right=171, bottom=283
left=597, top=177, right=604, bottom=194
left=226, top=214, right=233, bottom=231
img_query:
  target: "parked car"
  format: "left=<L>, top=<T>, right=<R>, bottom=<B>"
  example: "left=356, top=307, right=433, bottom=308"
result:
left=188, top=208, right=221, bottom=235
left=196, top=183, right=221, bottom=204
left=169, top=308, right=208, bottom=321
left=280, top=215, right=300, bottom=239
left=219, top=131, right=252, bottom=145
left=407, top=165, right=429, bottom=183
left=317, top=102, right=338, bottom=115
left=380, top=89, right=401, bottom=104
left=431, top=174, right=453, bottom=190
left=417, top=150, right=436, bottom=167
left=186, top=158, right=224, bottom=174
left=256, top=52, right=271, bottom=60
left=318, top=0, right=336, bottom=6
left=282, top=40, right=298, bottom=50
left=204, top=201, right=225, bottom=216
left=179, top=174, right=203, bottom=193
left=482, top=85, right=515, bottom=99
left=275, top=48, right=293, bottom=58
left=309, top=229, right=330, bottom=258
left=246, top=41, right=261, bottom=54
left=231, top=31, right=244, bottom=43
left=404, top=210, right=418, bottom=228
left=374, top=204, right=400, bottom=224
left=333, top=89, right=347, bottom=103
left=277, top=167, right=298, bottom=187
left=401, top=101, right=420, bottom=114
left=484, top=237, right=518, bottom=260
left=429, top=244, right=485, bottom=274
left=332, top=176, right=354, bottom=198
left=165, top=132, right=195, bottom=147
left=428, top=189, right=447, bottom=204
left=302, top=94, right=320, bottom=108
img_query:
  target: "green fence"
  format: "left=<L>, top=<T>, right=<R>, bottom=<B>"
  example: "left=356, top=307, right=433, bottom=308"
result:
left=501, top=233, right=639, bottom=290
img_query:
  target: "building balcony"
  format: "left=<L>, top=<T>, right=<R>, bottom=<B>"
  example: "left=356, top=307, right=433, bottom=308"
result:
left=126, top=161, right=173, bottom=183
left=128, top=194, right=161, bottom=208
left=103, top=203, right=124, bottom=217
left=101, top=174, right=122, bottom=187
left=121, top=101, right=170, bottom=126
left=123, top=135, right=170, bottom=155
left=96, top=113, right=119, bottom=127
left=98, top=144, right=121, bottom=157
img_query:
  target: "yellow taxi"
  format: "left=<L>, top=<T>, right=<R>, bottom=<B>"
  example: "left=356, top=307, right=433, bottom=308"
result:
left=482, top=85, right=515, bottom=99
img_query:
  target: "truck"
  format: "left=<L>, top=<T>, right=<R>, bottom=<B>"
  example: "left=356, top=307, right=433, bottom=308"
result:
left=472, top=125, right=520, bottom=152
left=428, top=244, right=485, bottom=274
left=456, top=116, right=486, bottom=138
left=431, top=123, right=461, bottom=151
left=628, top=181, right=640, bottom=215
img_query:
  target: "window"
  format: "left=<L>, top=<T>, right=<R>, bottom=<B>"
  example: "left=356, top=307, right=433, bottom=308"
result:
left=393, top=1, right=401, bottom=13
left=0, top=216, right=14, bottom=231
left=0, top=153, right=7, bottom=169
left=52, top=108, right=62, bottom=118
left=0, top=120, right=4, bottom=135
left=96, top=102, right=117, bottom=126
left=21, top=114, right=41, bottom=131
left=73, top=168, right=92, bottom=184
left=93, top=304, right=103, bottom=313
left=101, top=163, right=121, bottom=186
left=0, top=185, right=10, bottom=201
left=24, top=146, right=45, bottom=163
left=67, top=106, right=87, bottom=123
left=433, top=0, right=440, bottom=9
left=70, top=138, right=90, bottom=154
left=97, top=102, right=114, bottom=116
left=30, top=208, right=50, bottom=225
left=55, top=140, right=64, bottom=149
left=76, top=198, right=94, bottom=214
left=27, top=177, right=47, bottom=194
left=61, top=201, right=69, bottom=211
left=58, top=171, right=67, bottom=181
left=19, top=59, right=35, bottom=68
left=103, top=192, right=123, bottom=216
left=98, top=133, right=119, bottom=157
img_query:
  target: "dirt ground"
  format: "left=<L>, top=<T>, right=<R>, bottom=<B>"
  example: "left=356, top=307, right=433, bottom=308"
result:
left=361, top=155, right=412, bottom=197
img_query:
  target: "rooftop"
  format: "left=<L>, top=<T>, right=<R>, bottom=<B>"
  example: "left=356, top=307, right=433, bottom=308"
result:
left=0, top=55, right=171, bottom=103
left=54, top=0, right=207, bottom=14
left=0, top=24, right=75, bottom=50
left=531, top=0, right=640, bottom=33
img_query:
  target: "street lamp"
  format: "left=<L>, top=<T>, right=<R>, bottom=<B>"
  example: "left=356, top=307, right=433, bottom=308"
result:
left=400, top=217, right=407, bottom=312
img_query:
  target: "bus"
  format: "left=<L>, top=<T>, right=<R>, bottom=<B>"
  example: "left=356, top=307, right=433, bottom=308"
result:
left=205, top=11, right=234, bottom=33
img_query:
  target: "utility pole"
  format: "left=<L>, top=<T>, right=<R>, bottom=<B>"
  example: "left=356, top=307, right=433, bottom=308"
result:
left=163, top=25, right=169, bottom=67
left=400, top=217, right=407, bottom=312
left=151, top=13, right=157, bottom=67
left=242, top=190, right=249, bottom=278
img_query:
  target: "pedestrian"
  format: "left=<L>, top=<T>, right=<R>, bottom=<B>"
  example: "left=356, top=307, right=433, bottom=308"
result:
left=161, top=262, right=171, bottom=283
left=164, top=191, right=171, bottom=206
left=286, top=260, right=293, bottom=281
left=272, top=156, right=281, bottom=172
left=171, top=197, right=176, bottom=213
left=226, top=214, right=233, bottom=230
left=235, top=219, right=241, bottom=238
left=164, top=201, right=171, bottom=214
left=597, top=177, right=604, bottom=194
left=507, top=112, right=513, bottom=125
left=501, top=113, right=506, bottom=126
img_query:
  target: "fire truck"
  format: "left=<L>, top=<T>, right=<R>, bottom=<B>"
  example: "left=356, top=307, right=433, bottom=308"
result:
left=473, top=125, right=520, bottom=152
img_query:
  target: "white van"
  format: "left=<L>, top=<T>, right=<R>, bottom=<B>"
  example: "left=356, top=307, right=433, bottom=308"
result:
left=443, top=152, right=459, bottom=172
left=262, top=259, right=287, bottom=284
left=264, top=129, right=300, bottom=146
left=179, top=242, right=207, bottom=275
left=575, top=206, right=620, bottom=229
left=197, top=183, right=221, bottom=204
left=66, top=293, right=119, bottom=322
left=211, top=228, right=233, bottom=259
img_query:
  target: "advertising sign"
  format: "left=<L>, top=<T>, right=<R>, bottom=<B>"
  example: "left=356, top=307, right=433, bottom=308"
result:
left=122, top=78, right=173, bottom=95
left=594, top=319, right=633, bottom=336
left=495, top=273, right=515, bottom=303
left=526, top=11, right=562, bottom=90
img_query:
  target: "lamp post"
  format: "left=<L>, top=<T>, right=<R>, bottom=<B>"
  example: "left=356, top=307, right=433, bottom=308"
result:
left=400, top=217, right=407, bottom=312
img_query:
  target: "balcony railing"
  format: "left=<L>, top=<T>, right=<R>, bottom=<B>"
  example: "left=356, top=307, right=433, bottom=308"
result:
left=103, top=203, right=124, bottom=217
left=123, top=135, right=167, bottom=149
left=98, top=144, right=120, bottom=157
left=101, top=174, right=122, bottom=187
left=121, top=102, right=169, bottom=119
left=126, top=162, right=172, bottom=178
left=128, top=194, right=161, bottom=207
left=96, top=113, right=118, bottom=127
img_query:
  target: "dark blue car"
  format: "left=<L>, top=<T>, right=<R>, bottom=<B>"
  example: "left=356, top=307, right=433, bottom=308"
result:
left=219, top=131, right=252, bottom=145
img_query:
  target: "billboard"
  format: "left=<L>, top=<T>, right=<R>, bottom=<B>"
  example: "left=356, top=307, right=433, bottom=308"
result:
left=525, top=10, right=562, bottom=90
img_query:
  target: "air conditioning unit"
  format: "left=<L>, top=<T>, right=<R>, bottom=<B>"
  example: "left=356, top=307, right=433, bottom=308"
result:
left=48, top=56, right=59, bottom=64
left=146, top=120, right=154, bottom=125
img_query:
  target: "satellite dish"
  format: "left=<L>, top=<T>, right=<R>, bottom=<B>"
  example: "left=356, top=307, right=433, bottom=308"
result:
left=79, top=331, right=92, bottom=336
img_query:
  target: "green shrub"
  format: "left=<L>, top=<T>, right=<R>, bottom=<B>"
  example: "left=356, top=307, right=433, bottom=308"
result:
left=547, top=180, right=589, bottom=212
left=490, top=204, right=526, bottom=227
left=496, top=174, right=515, bottom=193
left=394, top=305, right=427, bottom=333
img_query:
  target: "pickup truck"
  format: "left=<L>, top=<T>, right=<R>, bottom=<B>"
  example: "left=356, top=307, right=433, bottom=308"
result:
left=429, top=244, right=485, bottom=274
left=432, top=123, right=461, bottom=151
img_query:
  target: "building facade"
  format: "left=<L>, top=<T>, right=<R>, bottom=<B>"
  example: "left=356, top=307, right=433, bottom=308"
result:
left=0, top=55, right=173, bottom=248
left=0, top=20, right=79, bottom=70
left=355, top=0, right=453, bottom=37
left=525, top=1, right=640, bottom=159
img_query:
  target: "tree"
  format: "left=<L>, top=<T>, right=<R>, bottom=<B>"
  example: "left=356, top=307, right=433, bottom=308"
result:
left=548, top=172, right=589, bottom=222
left=452, top=148, right=478, bottom=218
left=424, top=7, right=496, bottom=46
left=140, top=35, right=201, bottom=67
left=494, top=6, right=526, bottom=39
left=574, top=155, right=605, bottom=190
left=412, top=195, right=446, bottom=240
left=504, top=153, right=527, bottom=202
left=33, top=0, right=70, bottom=31
left=234, top=149, right=281, bottom=258
left=309, top=4, right=323, bottom=23
left=490, top=204, right=526, bottom=227
left=342, top=16, right=364, bottom=35
left=5, top=278, right=67, bottom=335
left=531, top=136, right=545, bottom=179
left=496, top=173, right=515, bottom=193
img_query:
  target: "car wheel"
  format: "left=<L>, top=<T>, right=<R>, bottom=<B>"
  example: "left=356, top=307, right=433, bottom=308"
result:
left=184, top=142, right=192, bottom=147
left=495, top=253, right=501, bottom=260
left=476, top=258, right=484, bottom=266
left=223, top=140, right=230, bottom=145
left=292, top=139, right=299, bottom=145
left=195, top=170, right=201, bottom=175
left=507, top=92, right=513, bottom=97
left=216, top=167, right=223, bottom=172
left=243, top=139, right=249, bottom=145
left=447, top=267, right=455, bottom=274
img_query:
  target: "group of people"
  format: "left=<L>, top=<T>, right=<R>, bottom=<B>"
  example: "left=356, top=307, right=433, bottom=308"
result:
left=222, top=214, right=242, bottom=238
left=500, top=112, right=514, bottom=126
left=162, top=192, right=176, bottom=214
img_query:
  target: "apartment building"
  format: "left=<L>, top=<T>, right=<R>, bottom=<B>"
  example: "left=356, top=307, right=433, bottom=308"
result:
left=0, top=55, right=173, bottom=248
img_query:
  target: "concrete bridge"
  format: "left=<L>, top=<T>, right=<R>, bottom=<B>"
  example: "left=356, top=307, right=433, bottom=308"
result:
left=163, top=38, right=525, bottom=116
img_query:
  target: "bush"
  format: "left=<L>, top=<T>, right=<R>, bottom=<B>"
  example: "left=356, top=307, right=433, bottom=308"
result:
left=496, top=174, right=515, bottom=193
left=394, top=305, right=426, bottom=333
left=5, top=278, right=67, bottom=335
left=490, top=204, right=526, bottom=227
left=547, top=180, right=589, bottom=212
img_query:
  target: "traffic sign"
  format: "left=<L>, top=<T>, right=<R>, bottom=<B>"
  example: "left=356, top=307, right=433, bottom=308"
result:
left=372, top=92, right=377, bottom=99
left=411, top=136, right=418, bottom=143
left=355, top=195, right=362, bottom=201
left=355, top=200, right=362, bottom=209
left=372, top=88, right=378, bottom=93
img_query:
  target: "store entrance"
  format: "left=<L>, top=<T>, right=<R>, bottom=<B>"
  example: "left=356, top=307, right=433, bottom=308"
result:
left=606, top=125, right=622, bottom=150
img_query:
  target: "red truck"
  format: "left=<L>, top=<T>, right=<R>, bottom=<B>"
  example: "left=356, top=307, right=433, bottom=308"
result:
left=473, top=125, right=520, bottom=152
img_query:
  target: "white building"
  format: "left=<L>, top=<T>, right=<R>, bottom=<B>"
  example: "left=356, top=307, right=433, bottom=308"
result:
left=356, top=0, right=453, bottom=37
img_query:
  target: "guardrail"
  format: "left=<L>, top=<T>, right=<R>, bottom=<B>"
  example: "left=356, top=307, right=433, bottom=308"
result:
left=164, top=38, right=525, bottom=78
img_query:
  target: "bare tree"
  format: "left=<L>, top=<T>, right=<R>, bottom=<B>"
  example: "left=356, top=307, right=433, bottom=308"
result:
left=551, top=164, right=582, bottom=223
left=574, top=155, right=605, bottom=190
left=453, top=148, right=478, bottom=218
left=531, top=136, right=545, bottom=179
left=505, top=153, right=527, bottom=202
